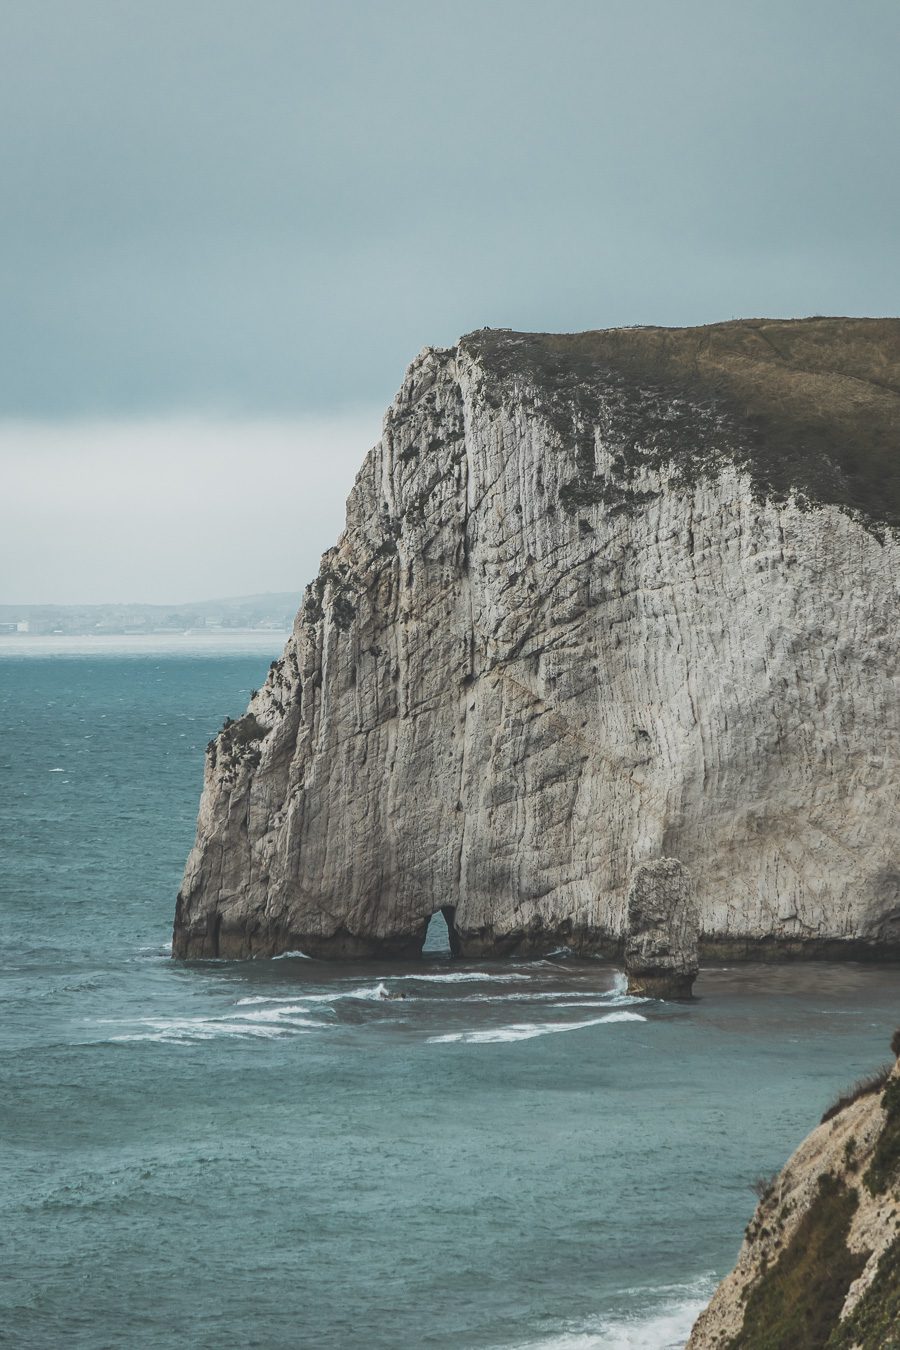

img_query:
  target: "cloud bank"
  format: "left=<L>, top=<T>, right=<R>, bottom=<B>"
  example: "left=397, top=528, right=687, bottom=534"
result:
left=0, top=412, right=381, bottom=603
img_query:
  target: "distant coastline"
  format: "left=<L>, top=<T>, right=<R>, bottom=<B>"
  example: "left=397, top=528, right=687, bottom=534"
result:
left=0, top=592, right=301, bottom=639
left=0, top=631, right=290, bottom=658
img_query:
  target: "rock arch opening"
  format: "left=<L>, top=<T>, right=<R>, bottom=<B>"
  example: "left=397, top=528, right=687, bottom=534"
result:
left=420, top=906, right=460, bottom=959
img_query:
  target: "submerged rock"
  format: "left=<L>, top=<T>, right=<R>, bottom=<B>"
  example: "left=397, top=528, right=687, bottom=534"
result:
left=624, top=859, right=698, bottom=998
left=688, top=1036, right=900, bottom=1348
left=173, top=318, right=900, bottom=961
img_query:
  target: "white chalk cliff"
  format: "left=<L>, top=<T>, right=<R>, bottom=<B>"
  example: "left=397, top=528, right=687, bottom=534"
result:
left=173, top=319, right=900, bottom=960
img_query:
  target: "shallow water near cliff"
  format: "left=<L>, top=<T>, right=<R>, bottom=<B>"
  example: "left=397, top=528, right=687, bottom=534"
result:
left=2, top=642, right=898, bottom=1349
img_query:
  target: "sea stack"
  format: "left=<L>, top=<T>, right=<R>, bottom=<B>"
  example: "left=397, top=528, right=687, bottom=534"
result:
left=624, top=859, right=699, bottom=998
left=173, top=319, right=900, bottom=962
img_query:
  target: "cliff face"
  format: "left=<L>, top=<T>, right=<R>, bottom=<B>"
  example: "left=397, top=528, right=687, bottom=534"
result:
left=173, top=318, right=900, bottom=960
left=688, top=1051, right=900, bottom=1349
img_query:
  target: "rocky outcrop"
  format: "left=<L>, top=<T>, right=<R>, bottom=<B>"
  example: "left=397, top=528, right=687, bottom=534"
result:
left=688, top=1039, right=900, bottom=1348
left=624, top=858, right=698, bottom=998
left=173, top=318, right=900, bottom=961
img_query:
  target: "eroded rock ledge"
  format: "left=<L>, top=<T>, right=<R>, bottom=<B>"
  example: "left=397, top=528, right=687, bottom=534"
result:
left=173, top=318, right=900, bottom=961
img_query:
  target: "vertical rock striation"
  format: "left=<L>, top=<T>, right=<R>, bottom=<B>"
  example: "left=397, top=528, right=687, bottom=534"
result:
left=173, top=319, right=900, bottom=961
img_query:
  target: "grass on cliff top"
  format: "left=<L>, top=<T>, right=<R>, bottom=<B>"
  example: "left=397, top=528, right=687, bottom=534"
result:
left=821, top=1063, right=894, bottom=1124
left=727, top=1171, right=867, bottom=1350
left=462, top=318, right=900, bottom=527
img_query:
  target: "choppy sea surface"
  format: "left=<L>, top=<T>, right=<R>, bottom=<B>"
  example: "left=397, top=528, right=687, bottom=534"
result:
left=2, top=637, right=897, bottom=1349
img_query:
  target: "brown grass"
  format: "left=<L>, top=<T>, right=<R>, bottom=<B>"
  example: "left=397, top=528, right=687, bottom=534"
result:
left=820, top=1064, right=893, bottom=1124
left=465, top=318, right=900, bottom=526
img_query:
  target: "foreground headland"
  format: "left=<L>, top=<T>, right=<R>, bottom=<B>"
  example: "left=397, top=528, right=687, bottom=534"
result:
left=689, top=1031, right=900, bottom=1348
left=173, top=318, right=900, bottom=961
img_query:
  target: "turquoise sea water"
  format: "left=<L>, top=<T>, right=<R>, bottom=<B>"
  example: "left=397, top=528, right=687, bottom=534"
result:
left=2, top=639, right=897, bottom=1350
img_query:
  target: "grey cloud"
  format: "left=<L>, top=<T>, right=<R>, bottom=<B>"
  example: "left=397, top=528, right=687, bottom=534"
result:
left=1, top=0, right=898, bottom=416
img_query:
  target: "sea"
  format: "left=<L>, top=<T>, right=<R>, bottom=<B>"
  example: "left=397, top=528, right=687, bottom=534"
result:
left=2, top=634, right=897, bottom=1350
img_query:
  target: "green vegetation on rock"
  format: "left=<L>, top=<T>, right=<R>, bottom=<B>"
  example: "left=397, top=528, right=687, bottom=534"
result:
left=464, top=319, right=900, bottom=528
left=828, top=1234, right=900, bottom=1348
left=728, top=1172, right=868, bottom=1350
left=863, top=1076, right=900, bottom=1196
left=221, top=713, right=268, bottom=749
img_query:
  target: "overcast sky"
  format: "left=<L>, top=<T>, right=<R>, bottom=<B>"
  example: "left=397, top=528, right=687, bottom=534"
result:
left=3, top=0, right=898, bottom=602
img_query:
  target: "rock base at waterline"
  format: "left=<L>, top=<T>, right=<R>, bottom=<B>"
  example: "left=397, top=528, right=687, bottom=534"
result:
left=624, top=858, right=699, bottom=1000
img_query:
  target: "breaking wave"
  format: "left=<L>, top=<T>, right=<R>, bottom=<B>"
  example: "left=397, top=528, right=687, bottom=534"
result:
left=94, top=1007, right=327, bottom=1044
left=100, top=967, right=647, bottom=1046
left=496, top=1275, right=714, bottom=1348
left=550, top=999, right=646, bottom=1009
left=394, top=970, right=527, bottom=983
left=457, top=990, right=647, bottom=1007
left=427, top=1011, right=646, bottom=1044
left=234, top=974, right=534, bottom=1008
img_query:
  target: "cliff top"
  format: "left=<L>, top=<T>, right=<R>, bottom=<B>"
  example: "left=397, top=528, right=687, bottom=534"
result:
left=461, top=317, right=900, bottom=527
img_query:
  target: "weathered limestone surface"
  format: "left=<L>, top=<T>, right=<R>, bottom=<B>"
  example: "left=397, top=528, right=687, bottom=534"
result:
left=688, top=1049, right=900, bottom=1348
left=173, top=319, right=900, bottom=960
left=624, top=858, right=699, bottom=998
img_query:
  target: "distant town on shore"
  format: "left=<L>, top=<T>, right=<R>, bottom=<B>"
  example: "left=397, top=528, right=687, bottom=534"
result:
left=0, top=592, right=301, bottom=637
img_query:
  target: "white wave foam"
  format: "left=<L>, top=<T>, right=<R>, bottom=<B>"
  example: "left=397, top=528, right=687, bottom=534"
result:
left=427, top=1011, right=646, bottom=1044
left=236, top=985, right=400, bottom=1006
left=240, top=976, right=526, bottom=1003
left=241, top=993, right=342, bottom=1004
left=497, top=1276, right=713, bottom=1349
left=395, top=971, right=526, bottom=983
left=233, top=973, right=631, bottom=1011
left=109, top=1019, right=291, bottom=1043
left=349, top=982, right=391, bottom=1000
left=551, top=999, right=646, bottom=1009
left=96, top=1006, right=326, bottom=1043
left=238, top=1006, right=321, bottom=1024
left=457, top=992, right=575, bottom=1004
left=272, top=949, right=312, bottom=960
left=456, top=990, right=645, bottom=1006
left=235, top=976, right=635, bottom=1009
